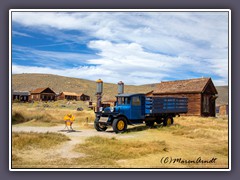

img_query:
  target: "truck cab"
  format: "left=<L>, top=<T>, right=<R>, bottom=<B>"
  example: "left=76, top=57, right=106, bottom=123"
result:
left=115, top=93, right=145, bottom=121
left=94, top=93, right=146, bottom=133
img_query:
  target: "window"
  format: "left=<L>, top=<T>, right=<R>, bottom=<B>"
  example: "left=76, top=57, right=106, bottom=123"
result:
left=117, top=97, right=130, bottom=105
left=124, top=97, right=130, bottom=104
left=132, top=96, right=141, bottom=106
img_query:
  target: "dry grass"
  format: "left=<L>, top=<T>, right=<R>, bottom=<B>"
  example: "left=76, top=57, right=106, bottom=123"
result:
left=12, top=132, right=71, bottom=168
left=12, top=102, right=95, bottom=127
left=73, top=136, right=167, bottom=167
left=12, top=132, right=70, bottom=150
left=11, top=113, right=229, bottom=169
left=116, top=116, right=229, bottom=168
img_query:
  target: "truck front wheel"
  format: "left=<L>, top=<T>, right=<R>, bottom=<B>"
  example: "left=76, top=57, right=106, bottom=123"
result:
left=112, top=117, right=127, bottom=133
left=94, top=118, right=108, bottom=131
left=163, top=116, right=173, bottom=127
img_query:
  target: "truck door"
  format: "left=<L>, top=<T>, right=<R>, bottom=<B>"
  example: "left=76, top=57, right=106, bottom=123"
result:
left=131, top=95, right=144, bottom=120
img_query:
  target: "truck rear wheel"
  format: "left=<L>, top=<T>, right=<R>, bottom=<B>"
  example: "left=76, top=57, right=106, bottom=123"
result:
left=163, top=116, right=173, bottom=127
left=94, top=118, right=107, bottom=131
left=112, top=117, right=127, bottom=133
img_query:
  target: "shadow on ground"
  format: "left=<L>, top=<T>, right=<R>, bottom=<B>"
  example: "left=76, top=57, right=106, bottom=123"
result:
left=58, top=130, right=82, bottom=133
left=100, top=124, right=165, bottom=134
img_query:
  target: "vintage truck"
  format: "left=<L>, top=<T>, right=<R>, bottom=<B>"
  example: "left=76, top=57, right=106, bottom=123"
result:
left=94, top=93, right=188, bottom=133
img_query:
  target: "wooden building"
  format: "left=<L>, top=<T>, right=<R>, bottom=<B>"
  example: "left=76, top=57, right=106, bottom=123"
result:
left=57, top=92, right=79, bottom=101
left=57, top=92, right=90, bottom=101
left=102, top=99, right=116, bottom=108
left=12, top=91, right=30, bottom=102
left=216, top=104, right=229, bottom=116
left=79, top=93, right=90, bottom=101
left=152, top=78, right=218, bottom=117
left=29, top=87, right=56, bottom=101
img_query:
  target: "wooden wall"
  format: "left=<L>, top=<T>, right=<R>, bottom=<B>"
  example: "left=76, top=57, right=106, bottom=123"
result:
left=29, top=93, right=56, bottom=101
left=219, top=105, right=229, bottom=116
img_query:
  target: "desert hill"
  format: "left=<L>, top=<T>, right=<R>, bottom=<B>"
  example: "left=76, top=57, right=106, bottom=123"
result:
left=215, top=86, right=229, bottom=106
left=12, top=73, right=228, bottom=105
left=12, top=73, right=155, bottom=101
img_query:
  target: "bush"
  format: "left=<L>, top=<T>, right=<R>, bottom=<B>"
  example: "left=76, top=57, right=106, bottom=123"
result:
left=12, top=111, right=26, bottom=124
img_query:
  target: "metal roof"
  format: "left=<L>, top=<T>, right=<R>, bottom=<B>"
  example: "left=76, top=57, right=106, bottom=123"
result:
left=116, top=93, right=145, bottom=97
left=13, top=91, right=30, bottom=96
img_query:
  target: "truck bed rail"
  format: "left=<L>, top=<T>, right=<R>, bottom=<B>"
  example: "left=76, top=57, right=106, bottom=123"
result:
left=145, top=97, right=188, bottom=114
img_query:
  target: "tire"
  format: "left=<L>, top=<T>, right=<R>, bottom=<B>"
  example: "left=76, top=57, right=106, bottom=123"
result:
left=112, top=117, right=127, bottom=133
left=145, top=121, right=154, bottom=127
left=94, top=118, right=107, bottom=131
left=163, top=116, right=173, bottom=127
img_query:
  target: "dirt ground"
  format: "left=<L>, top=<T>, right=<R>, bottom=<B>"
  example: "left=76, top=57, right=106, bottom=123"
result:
left=12, top=124, right=137, bottom=165
left=11, top=116, right=229, bottom=169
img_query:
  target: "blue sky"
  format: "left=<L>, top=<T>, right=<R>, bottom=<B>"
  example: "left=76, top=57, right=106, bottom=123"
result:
left=11, top=11, right=229, bottom=85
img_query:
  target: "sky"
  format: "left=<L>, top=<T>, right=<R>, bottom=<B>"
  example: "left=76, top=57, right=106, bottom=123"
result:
left=11, top=11, right=229, bottom=85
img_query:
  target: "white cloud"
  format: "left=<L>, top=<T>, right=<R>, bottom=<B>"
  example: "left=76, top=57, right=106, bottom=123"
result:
left=12, top=11, right=229, bottom=85
left=12, top=31, right=33, bottom=37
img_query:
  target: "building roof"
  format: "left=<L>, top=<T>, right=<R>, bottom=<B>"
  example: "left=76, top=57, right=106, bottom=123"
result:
left=31, top=87, right=48, bottom=93
left=62, top=92, right=80, bottom=96
left=153, top=78, right=217, bottom=94
left=31, top=87, right=55, bottom=94
left=13, top=91, right=30, bottom=96
left=116, top=93, right=145, bottom=97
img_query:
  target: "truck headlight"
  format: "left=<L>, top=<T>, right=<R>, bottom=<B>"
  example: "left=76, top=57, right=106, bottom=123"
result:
left=110, top=107, right=114, bottom=112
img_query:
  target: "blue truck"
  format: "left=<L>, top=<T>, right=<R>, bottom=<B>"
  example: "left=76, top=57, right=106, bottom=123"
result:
left=94, top=93, right=188, bottom=133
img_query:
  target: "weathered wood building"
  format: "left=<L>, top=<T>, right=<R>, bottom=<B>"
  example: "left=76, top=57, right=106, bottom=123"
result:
left=151, top=78, right=218, bottom=117
left=29, top=87, right=56, bottom=101
left=216, top=104, right=229, bottom=116
left=57, top=92, right=79, bottom=101
left=79, top=93, right=90, bottom=101
left=12, top=91, right=30, bottom=102
left=102, top=99, right=116, bottom=108
left=57, top=92, right=90, bottom=101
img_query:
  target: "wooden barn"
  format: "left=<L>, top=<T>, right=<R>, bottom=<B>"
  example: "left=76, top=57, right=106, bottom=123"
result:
left=151, top=78, right=218, bottom=117
left=29, top=87, right=56, bottom=101
left=12, top=91, right=30, bottom=102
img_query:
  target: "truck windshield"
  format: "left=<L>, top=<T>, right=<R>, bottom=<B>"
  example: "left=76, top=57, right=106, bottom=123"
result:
left=117, top=97, right=130, bottom=105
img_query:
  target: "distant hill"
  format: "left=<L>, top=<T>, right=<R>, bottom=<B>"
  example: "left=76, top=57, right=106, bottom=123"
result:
left=215, top=86, right=229, bottom=106
left=12, top=73, right=228, bottom=105
left=12, top=73, right=155, bottom=101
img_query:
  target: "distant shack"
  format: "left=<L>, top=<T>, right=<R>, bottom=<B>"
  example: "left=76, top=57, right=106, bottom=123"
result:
left=102, top=99, right=116, bottom=108
left=216, top=104, right=229, bottom=116
left=57, top=92, right=90, bottom=101
left=12, top=91, right=30, bottom=102
left=150, top=78, right=218, bottom=117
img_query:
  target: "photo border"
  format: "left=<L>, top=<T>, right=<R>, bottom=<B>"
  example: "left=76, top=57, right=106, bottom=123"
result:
left=9, top=9, right=231, bottom=171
